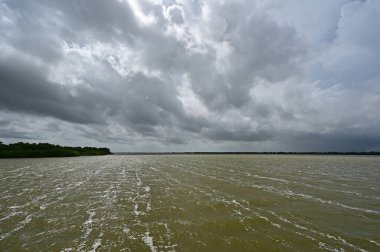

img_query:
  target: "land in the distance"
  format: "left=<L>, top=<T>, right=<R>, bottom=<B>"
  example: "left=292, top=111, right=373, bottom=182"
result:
left=1, top=140, right=378, bottom=158
left=0, top=141, right=111, bottom=158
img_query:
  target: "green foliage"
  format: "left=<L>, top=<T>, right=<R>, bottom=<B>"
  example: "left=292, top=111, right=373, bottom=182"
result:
left=0, top=142, right=112, bottom=158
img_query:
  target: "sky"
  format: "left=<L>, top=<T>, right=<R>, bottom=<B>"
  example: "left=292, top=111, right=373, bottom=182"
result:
left=0, top=0, right=380, bottom=152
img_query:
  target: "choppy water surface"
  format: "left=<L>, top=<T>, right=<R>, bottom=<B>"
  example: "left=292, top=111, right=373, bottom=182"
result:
left=0, top=155, right=379, bottom=251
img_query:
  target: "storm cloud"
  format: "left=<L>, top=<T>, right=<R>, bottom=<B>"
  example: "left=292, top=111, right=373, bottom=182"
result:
left=0, top=0, right=379, bottom=151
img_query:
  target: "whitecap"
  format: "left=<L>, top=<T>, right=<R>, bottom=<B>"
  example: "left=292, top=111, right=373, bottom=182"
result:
left=88, top=238, right=102, bottom=252
left=143, top=232, right=157, bottom=252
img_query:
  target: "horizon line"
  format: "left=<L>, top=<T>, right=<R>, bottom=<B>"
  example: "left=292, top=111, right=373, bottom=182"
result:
left=113, top=151, right=380, bottom=155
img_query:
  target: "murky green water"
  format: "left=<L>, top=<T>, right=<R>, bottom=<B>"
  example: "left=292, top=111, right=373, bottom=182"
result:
left=0, top=155, right=379, bottom=251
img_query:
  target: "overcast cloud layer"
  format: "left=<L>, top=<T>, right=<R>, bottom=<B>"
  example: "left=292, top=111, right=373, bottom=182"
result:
left=0, top=0, right=380, bottom=151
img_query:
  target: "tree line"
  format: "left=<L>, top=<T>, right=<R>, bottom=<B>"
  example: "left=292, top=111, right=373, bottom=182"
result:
left=0, top=141, right=111, bottom=158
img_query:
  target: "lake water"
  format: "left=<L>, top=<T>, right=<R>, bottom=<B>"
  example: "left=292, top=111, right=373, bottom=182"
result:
left=0, top=155, right=379, bottom=251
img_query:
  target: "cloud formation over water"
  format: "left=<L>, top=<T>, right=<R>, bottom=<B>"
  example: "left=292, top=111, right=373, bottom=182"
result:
left=1, top=0, right=379, bottom=151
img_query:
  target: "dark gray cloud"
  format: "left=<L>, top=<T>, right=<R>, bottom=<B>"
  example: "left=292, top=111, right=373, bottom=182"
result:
left=0, top=0, right=379, bottom=151
left=0, top=58, right=106, bottom=124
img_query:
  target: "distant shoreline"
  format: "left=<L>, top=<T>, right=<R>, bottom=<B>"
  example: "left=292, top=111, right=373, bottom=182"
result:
left=114, top=152, right=380, bottom=155
left=0, top=142, right=112, bottom=159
